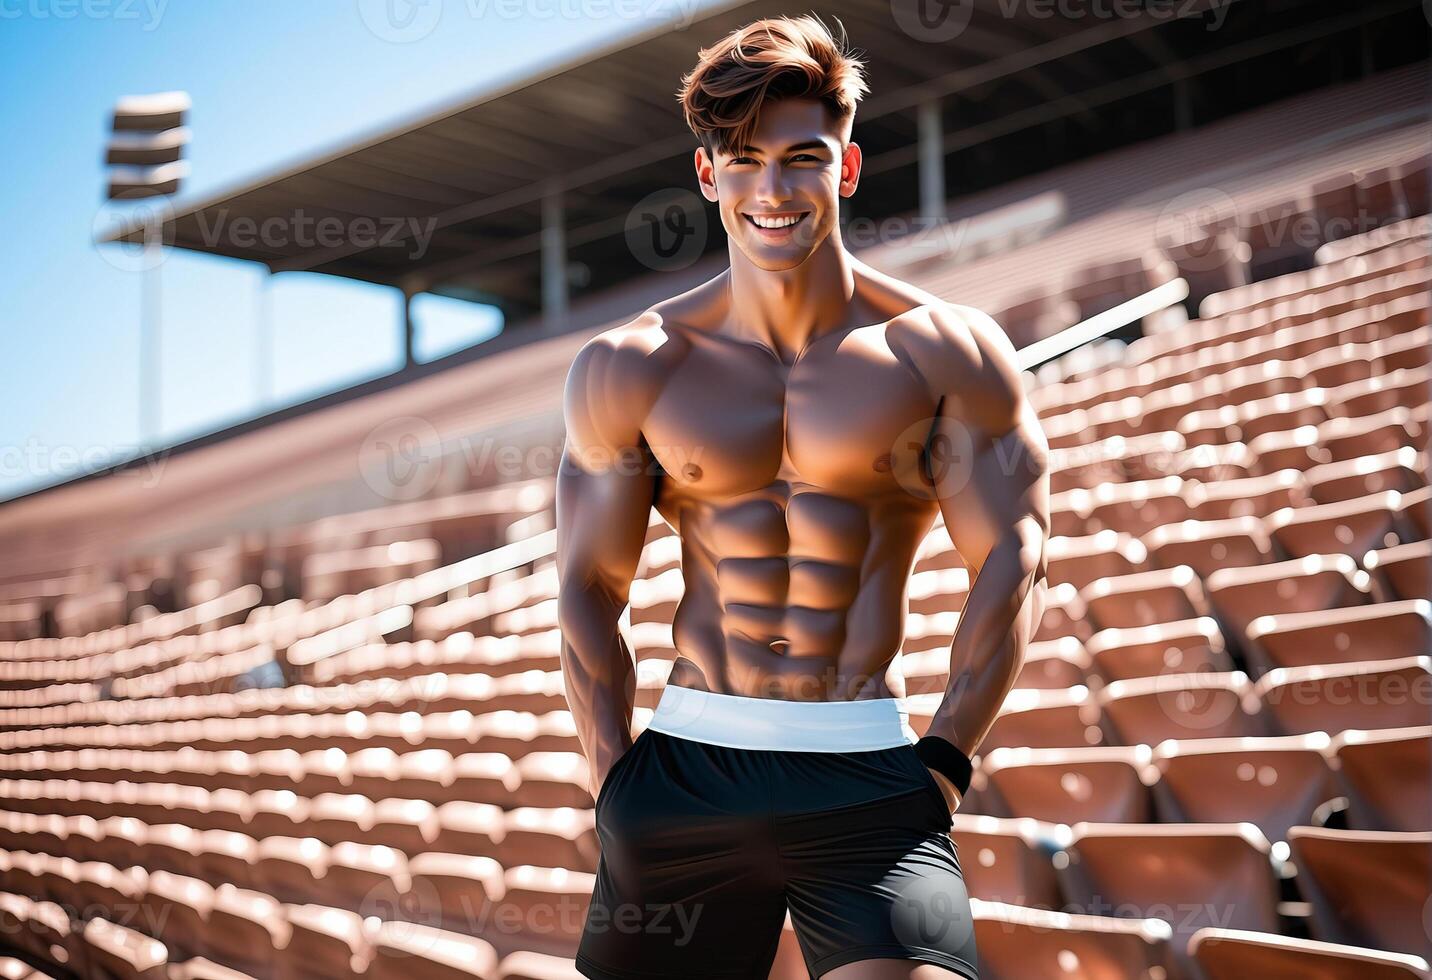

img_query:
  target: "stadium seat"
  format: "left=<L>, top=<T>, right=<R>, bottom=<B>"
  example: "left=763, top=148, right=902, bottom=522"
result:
left=1098, top=670, right=1266, bottom=743
left=1327, top=726, right=1431, bottom=833
left=1149, top=733, right=1337, bottom=843
left=1084, top=617, right=1233, bottom=683
left=500, top=807, right=599, bottom=874
left=282, top=904, right=371, bottom=980
left=1189, top=926, right=1432, bottom=980
left=254, top=836, right=327, bottom=907
left=1079, top=565, right=1208, bottom=631
left=1254, top=655, right=1432, bottom=734
left=947, top=815, right=1063, bottom=909
left=979, top=746, right=1154, bottom=824
left=434, top=801, right=506, bottom=856
left=1045, top=531, right=1148, bottom=592
left=972, top=900, right=1179, bottom=980
left=204, top=886, right=290, bottom=977
left=1365, top=539, right=1432, bottom=602
left=1207, top=553, right=1373, bottom=646
left=1288, top=827, right=1432, bottom=956
left=369, top=921, right=498, bottom=980
left=1143, top=515, right=1274, bottom=580
left=406, top=851, right=505, bottom=936
left=323, top=842, right=408, bottom=917
left=1010, top=637, right=1090, bottom=691
left=1267, top=491, right=1405, bottom=559
left=1059, top=822, right=1283, bottom=957
left=497, top=951, right=584, bottom=980
left=982, top=687, right=1103, bottom=751
left=1187, top=468, right=1308, bottom=521
left=1245, top=599, right=1432, bottom=672
left=82, top=917, right=169, bottom=980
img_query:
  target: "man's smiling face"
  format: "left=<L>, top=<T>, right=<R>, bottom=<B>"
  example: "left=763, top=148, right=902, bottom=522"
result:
left=698, top=97, right=860, bottom=272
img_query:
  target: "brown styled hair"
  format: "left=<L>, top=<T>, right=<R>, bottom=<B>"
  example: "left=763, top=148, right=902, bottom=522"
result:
left=676, top=14, right=869, bottom=160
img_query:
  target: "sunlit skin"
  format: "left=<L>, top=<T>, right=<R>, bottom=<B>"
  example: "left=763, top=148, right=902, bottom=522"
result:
left=557, top=96, right=1049, bottom=976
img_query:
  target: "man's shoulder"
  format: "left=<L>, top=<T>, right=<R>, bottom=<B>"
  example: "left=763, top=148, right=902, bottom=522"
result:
left=567, top=309, right=679, bottom=392
left=886, top=300, right=1025, bottom=427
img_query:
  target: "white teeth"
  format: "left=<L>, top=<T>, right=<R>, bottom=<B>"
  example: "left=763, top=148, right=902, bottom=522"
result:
left=748, top=213, right=804, bottom=229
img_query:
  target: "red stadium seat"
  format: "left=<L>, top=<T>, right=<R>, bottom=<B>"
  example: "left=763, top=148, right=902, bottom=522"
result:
left=254, top=836, right=327, bottom=907
left=1084, top=618, right=1233, bottom=683
left=406, top=851, right=505, bottom=936
left=282, top=904, right=371, bottom=980
left=1079, top=565, right=1208, bottom=631
left=369, top=921, right=498, bottom=980
left=82, top=918, right=169, bottom=980
left=1246, top=599, right=1432, bottom=672
left=1059, top=822, right=1283, bottom=959
left=947, top=815, right=1063, bottom=909
left=980, top=746, right=1154, bottom=824
left=982, top=687, right=1104, bottom=751
left=1149, top=733, right=1337, bottom=843
left=497, top=951, right=583, bottom=980
left=972, top=901, right=1180, bottom=980
left=1327, top=726, right=1432, bottom=833
left=1098, top=671, right=1266, bottom=744
left=1288, top=827, right=1432, bottom=956
left=1268, top=490, right=1407, bottom=559
left=1189, top=927, right=1432, bottom=980
left=1143, top=515, right=1274, bottom=580
left=1255, top=656, right=1432, bottom=734
left=1365, top=540, right=1432, bottom=602
left=1207, top=553, right=1373, bottom=646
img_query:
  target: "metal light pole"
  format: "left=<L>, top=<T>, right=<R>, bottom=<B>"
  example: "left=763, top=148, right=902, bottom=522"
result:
left=105, top=91, right=191, bottom=448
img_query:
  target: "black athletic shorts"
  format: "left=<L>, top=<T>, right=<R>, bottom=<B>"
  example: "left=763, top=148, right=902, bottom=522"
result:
left=575, top=721, right=979, bottom=978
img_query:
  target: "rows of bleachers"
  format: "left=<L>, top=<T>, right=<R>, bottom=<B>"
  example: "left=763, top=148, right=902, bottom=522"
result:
left=0, top=207, right=1429, bottom=979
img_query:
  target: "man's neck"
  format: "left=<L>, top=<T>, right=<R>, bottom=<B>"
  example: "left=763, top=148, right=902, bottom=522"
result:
left=722, top=233, right=861, bottom=364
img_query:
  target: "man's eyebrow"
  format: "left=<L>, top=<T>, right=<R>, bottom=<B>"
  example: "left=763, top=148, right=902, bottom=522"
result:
left=734, top=139, right=830, bottom=155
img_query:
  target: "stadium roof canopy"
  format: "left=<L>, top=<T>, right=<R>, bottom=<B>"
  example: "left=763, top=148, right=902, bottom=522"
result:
left=98, top=0, right=1421, bottom=330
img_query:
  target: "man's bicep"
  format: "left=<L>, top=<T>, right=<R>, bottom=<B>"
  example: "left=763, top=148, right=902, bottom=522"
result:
left=556, top=443, right=658, bottom=606
left=924, top=307, right=1050, bottom=572
left=930, top=406, right=1047, bottom=569
left=556, top=337, right=660, bottom=604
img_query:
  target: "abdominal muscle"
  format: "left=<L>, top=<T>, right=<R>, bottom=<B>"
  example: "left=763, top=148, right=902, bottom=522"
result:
left=658, top=495, right=934, bottom=703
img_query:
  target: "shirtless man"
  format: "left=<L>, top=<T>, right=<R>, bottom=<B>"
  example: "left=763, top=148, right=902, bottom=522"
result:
left=556, top=15, right=1048, bottom=980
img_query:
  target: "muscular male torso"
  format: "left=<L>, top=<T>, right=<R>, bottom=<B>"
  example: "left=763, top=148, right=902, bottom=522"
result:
left=615, top=266, right=973, bottom=703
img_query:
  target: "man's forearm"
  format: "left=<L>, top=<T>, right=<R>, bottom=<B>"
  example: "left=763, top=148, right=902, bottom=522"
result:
left=928, top=520, right=1047, bottom=756
left=558, top=586, right=638, bottom=787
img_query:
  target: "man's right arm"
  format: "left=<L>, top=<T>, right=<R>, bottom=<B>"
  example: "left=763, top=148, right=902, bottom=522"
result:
left=555, top=326, right=661, bottom=801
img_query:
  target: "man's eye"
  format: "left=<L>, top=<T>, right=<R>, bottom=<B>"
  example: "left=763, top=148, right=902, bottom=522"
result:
left=792, top=154, right=821, bottom=162
left=729, top=156, right=757, bottom=165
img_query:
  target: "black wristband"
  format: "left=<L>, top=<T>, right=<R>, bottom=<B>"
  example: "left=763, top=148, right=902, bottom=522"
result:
left=914, top=734, right=973, bottom=797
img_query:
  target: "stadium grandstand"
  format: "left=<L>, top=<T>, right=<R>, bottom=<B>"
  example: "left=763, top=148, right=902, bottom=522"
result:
left=0, top=0, right=1430, bottom=977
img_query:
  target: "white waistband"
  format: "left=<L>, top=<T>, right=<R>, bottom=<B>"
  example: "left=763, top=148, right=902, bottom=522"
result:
left=646, top=685, right=920, bottom=752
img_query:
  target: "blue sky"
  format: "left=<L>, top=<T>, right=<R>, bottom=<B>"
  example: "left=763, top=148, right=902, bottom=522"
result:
left=0, top=0, right=716, bottom=501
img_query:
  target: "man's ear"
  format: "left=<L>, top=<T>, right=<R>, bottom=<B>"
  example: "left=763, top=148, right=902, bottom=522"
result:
left=694, top=146, right=719, bottom=202
left=839, top=141, right=862, bottom=198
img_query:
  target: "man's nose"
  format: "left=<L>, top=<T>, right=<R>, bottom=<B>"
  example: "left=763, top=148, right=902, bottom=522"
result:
left=755, top=164, right=791, bottom=205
